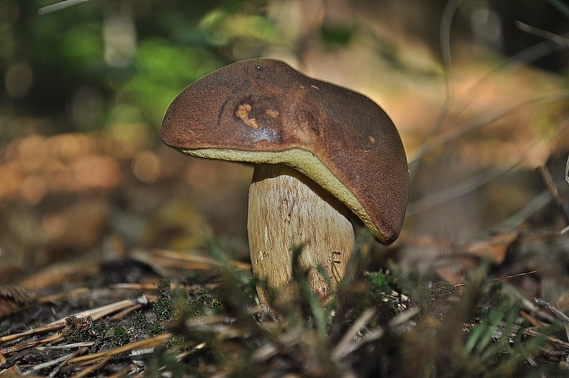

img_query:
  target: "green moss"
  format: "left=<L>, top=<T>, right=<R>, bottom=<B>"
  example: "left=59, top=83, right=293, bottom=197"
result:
left=153, top=279, right=176, bottom=322
left=106, top=324, right=130, bottom=348
left=427, top=281, right=459, bottom=301
left=132, top=310, right=148, bottom=332
left=149, top=322, right=164, bottom=336
left=90, top=319, right=108, bottom=336
left=153, top=297, right=175, bottom=322
left=156, top=279, right=173, bottom=299
left=66, top=328, right=90, bottom=343
left=0, top=321, right=10, bottom=333
left=367, top=270, right=396, bottom=294
left=186, top=286, right=223, bottom=317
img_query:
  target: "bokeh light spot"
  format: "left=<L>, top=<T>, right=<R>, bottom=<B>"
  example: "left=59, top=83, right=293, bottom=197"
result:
left=4, top=61, right=33, bottom=99
left=132, top=150, right=161, bottom=183
left=72, top=155, right=121, bottom=189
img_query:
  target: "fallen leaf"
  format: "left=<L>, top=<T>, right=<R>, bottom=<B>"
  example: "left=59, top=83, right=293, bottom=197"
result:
left=0, top=285, right=38, bottom=317
left=463, top=232, right=519, bottom=264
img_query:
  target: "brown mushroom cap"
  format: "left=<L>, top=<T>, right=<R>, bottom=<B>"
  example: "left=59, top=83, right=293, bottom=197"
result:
left=160, top=59, right=408, bottom=243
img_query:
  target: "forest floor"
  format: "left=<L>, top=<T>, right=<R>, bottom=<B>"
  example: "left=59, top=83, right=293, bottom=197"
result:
left=1, top=39, right=569, bottom=377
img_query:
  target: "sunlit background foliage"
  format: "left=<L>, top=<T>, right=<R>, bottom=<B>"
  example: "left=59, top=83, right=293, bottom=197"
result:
left=2, top=0, right=270, bottom=135
left=2, top=0, right=564, bottom=137
left=2, top=0, right=567, bottom=137
left=0, top=0, right=568, bottom=271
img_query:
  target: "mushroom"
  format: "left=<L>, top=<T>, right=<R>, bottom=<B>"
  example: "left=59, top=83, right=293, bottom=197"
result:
left=160, top=59, right=408, bottom=311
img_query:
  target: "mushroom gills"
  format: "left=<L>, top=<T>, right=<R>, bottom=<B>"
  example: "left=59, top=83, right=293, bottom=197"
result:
left=247, top=164, right=355, bottom=310
left=184, top=146, right=384, bottom=241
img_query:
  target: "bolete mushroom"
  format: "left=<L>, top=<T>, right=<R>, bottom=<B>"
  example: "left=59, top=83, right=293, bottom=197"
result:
left=160, top=59, right=408, bottom=311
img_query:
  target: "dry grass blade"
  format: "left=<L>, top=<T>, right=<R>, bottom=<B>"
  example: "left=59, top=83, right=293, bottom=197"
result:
left=0, top=323, right=64, bottom=344
left=0, top=295, right=151, bottom=350
left=251, top=342, right=278, bottom=363
left=152, top=249, right=251, bottom=270
left=176, top=341, right=207, bottom=360
left=537, top=165, right=569, bottom=224
left=519, top=224, right=569, bottom=236
left=513, top=324, right=569, bottom=350
left=534, top=297, right=569, bottom=343
left=407, top=163, right=518, bottom=215
left=37, top=341, right=95, bottom=350
left=535, top=298, right=569, bottom=324
left=408, top=112, right=569, bottom=216
left=38, top=288, right=90, bottom=303
left=516, top=21, right=569, bottom=47
left=251, top=328, right=304, bottom=363
left=0, top=332, right=63, bottom=355
left=67, top=333, right=171, bottom=366
left=22, top=347, right=87, bottom=377
left=109, top=282, right=220, bottom=291
left=332, top=308, right=377, bottom=361
left=566, top=154, right=569, bottom=185
left=331, top=307, right=419, bottom=363
left=72, top=355, right=111, bottom=378
left=388, top=306, right=421, bottom=329
left=37, top=0, right=90, bottom=15
left=48, top=295, right=148, bottom=325
left=500, top=285, right=554, bottom=323
left=411, top=92, right=569, bottom=163
left=493, top=190, right=553, bottom=232
left=109, top=303, right=145, bottom=320
left=411, top=18, right=567, bottom=184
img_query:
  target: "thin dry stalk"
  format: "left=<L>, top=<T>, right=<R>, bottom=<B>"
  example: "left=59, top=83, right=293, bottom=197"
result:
left=332, top=308, right=377, bottom=361
left=67, top=333, right=171, bottom=366
left=22, top=347, right=87, bottom=377
left=0, top=333, right=63, bottom=355
left=152, top=249, right=251, bottom=271
left=48, top=295, right=149, bottom=325
left=0, top=323, right=63, bottom=344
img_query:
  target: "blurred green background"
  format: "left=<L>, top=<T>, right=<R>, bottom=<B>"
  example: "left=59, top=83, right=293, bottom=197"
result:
left=2, top=0, right=567, bottom=138
left=1, top=0, right=273, bottom=138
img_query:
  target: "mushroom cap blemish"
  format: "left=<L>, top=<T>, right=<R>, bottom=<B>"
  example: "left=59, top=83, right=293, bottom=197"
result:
left=160, top=59, right=409, bottom=243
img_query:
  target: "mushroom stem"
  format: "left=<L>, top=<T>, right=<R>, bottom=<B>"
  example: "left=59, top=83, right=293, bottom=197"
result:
left=247, top=164, right=355, bottom=311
